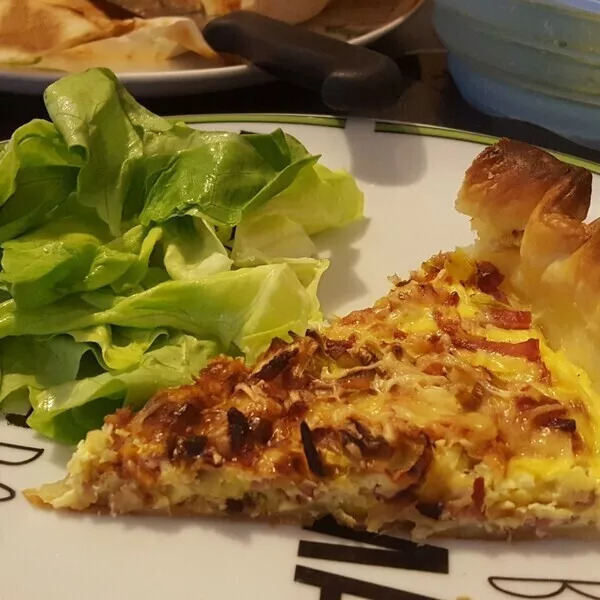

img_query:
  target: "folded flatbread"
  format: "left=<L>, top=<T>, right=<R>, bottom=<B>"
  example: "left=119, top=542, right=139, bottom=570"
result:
left=0, top=0, right=219, bottom=70
left=0, top=0, right=133, bottom=64
left=38, top=16, right=219, bottom=71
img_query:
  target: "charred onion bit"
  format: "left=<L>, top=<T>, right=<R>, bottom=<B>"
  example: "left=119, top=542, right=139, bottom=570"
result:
left=473, top=261, right=507, bottom=302
left=416, top=502, right=443, bottom=520
left=472, top=477, right=486, bottom=514
left=253, top=347, right=300, bottom=381
left=227, top=407, right=250, bottom=453
left=300, top=421, right=326, bottom=477
left=545, top=417, right=577, bottom=433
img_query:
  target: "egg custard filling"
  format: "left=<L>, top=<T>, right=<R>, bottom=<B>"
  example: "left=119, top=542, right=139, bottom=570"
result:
left=26, top=139, right=600, bottom=539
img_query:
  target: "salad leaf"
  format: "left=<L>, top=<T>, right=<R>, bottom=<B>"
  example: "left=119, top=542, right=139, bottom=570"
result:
left=0, top=335, right=91, bottom=406
left=0, top=263, right=323, bottom=361
left=44, top=69, right=171, bottom=236
left=69, top=325, right=169, bottom=372
left=0, top=218, right=163, bottom=309
left=0, top=119, right=78, bottom=207
left=232, top=164, right=363, bottom=266
left=239, top=163, right=364, bottom=235
left=233, top=214, right=316, bottom=266
left=163, top=217, right=232, bottom=281
left=28, top=335, right=219, bottom=444
left=111, top=225, right=164, bottom=292
left=0, top=120, right=80, bottom=241
left=140, top=129, right=318, bottom=226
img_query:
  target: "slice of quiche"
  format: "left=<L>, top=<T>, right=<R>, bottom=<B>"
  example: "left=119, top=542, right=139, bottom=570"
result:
left=26, top=140, right=600, bottom=539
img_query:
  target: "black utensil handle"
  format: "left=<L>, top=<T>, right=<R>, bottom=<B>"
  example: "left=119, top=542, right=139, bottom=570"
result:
left=203, top=11, right=403, bottom=112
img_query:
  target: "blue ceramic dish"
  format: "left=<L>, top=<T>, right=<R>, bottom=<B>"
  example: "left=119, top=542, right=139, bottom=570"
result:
left=433, top=0, right=600, bottom=149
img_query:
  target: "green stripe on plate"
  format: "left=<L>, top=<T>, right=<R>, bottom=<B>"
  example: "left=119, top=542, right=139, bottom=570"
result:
left=375, top=121, right=600, bottom=175
left=3, top=115, right=598, bottom=174
left=175, top=114, right=346, bottom=128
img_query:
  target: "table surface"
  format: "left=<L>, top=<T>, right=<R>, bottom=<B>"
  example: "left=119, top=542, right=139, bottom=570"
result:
left=2, top=33, right=599, bottom=164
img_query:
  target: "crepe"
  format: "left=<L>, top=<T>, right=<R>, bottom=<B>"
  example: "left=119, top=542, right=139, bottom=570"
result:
left=0, top=0, right=220, bottom=71
left=37, top=16, right=219, bottom=72
left=0, top=0, right=133, bottom=64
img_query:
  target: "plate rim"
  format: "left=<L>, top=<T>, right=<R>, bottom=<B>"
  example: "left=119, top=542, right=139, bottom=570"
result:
left=174, top=112, right=600, bottom=175
left=3, top=112, right=598, bottom=175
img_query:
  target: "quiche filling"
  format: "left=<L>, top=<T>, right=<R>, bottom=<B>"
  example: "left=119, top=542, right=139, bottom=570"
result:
left=27, top=250, right=600, bottom=538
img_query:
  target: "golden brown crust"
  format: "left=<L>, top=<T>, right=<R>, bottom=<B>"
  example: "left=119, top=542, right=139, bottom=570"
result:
left=455, top=140, right=600, bottom=383
left=21, top=490, right=600, bottom=542
left=456, top=139, right=592, bottom=251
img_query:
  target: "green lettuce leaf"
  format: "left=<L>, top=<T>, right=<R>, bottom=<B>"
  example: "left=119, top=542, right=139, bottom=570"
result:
left=232, top=214, right=316, bottom=266
left=0, top=335, right=91, bottom=408
left=43, top=69, right=323, bottom=237
left=69, top=325, right=169, bottom=372
left=44, top=69, right=171, bottom=236
left=0, top=120, right=80, bottom=241
left=162, top=217, right=232, bottom=281
left=27, top=334, right=218, bottom=444
left=140, top=129, right=318, bottom=227
left=0, top=262, right=324, bottom=361
left=232, top=164, right=363, bottom=265
left=0, top=218, right=163, bottom=309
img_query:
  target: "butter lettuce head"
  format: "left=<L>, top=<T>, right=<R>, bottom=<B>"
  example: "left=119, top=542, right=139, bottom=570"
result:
left=0, top=68, right=364, bottom=444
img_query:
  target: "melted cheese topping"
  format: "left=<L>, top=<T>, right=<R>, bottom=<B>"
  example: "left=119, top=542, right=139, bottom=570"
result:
left=27, top=251, right=600, bottom=538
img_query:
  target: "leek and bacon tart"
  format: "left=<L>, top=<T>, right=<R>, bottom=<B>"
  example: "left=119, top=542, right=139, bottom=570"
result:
left=26, top=140, right=600, bottom=539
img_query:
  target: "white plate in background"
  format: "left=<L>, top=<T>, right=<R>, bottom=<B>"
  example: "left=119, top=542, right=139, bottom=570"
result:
left=0, top=0, right=424, bottom=96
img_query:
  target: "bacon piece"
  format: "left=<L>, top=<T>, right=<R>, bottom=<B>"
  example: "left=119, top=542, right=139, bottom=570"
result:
left=340, top=308, right=375, bottom=326
left=423, top=362, right=446, bottom=376
left=457, top=337, right=541, bottom=361
left=339, top=371, right=375, bottom=391
left=436, top=313, right=541, bottom=361
left=538, top=360, right=552, bottom=384
left=485, top=308, right=532, bottom=330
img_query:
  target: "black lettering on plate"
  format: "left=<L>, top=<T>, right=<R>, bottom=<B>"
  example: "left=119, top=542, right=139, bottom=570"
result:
left=489, top=576, right=600, bottom=599
left=295, top=566, right=441, bottom=600
left=0, top=441, right=45, bottom=466
left=4, top=407, right=33, bottom=429
left=302, top=516, right=449, bottom=574
left=0, top=482, right=16, bottom=503
left=0, top=440, right=45, bottom=504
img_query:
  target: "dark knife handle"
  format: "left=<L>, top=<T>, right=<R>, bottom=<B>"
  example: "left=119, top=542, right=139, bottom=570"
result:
left=203, top=11, right=403, bottom=112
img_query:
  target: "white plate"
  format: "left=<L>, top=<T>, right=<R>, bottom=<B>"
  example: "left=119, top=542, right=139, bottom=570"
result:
left=0, top=0, right=423, bottom=96
left=2, top=116, right=600, bottom=600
